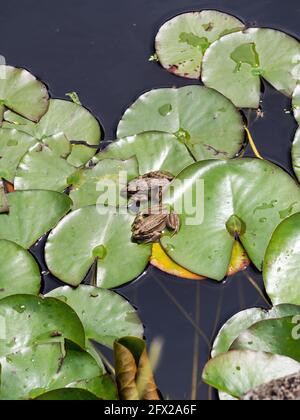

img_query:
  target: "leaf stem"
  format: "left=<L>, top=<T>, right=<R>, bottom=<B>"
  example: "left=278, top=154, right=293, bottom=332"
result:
left=244, top=126, right=264, bottom=160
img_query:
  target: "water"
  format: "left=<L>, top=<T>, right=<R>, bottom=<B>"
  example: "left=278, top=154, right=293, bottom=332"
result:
left=1, top=0, right=299, bottom=400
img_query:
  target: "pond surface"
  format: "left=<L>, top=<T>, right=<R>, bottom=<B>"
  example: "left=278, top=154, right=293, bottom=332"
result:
left=0, top=0, right=299, bottom=400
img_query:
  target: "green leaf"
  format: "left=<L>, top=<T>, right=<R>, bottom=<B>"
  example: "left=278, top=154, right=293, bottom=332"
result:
left=66, top=91, right=82, bottom=105
left=15, top=148, right=77, bottom=192
left=0, top=65, right=49, bottom=122
left=0, top=128, right=36, bottom=182
left=117, top=86, right=245, bottom=161
left=0, top=190, right=72, bottom=248
left=264, top=213, right=300, bottom=305
left=0, top=294, right=86, bottom=358
left=97, top=132, right=194, bottom=176
left=203, top=350, right=300, bottom=398
left=0, top=181, right=8, bottom=213
left=114, top=337, right=160, bottom=400
left=69, top=158, right=139, bottom=210
left=0, top=240, right=41, bottom=299
left=212, top=305, right=300, bottom=358
left=0, top=343, right=105, bottom=400
left=155, top=11, right=244, bottom=79
left=47, top=286, right=144, bottom=349
left=35, top=389, right=100, bottom=400
left=232, top=316, right=300, bottom=362
left=45, top=206, right=151, bottom=288
left=160, top=159, right=300, bottom=280
left=202, top=28, right=300, bottom=108
left=292, top=128, right=300, bottom=182
left=293, top=84, right=300, bottom=124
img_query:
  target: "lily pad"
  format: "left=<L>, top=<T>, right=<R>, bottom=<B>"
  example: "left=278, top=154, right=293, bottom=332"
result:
left=0, top=240, right=41, bottom=299
left=45, top=206, right=151, bottom=288
left=212, top=304, right=300, bottom=358
left=97, top=132, right=194, bottom=176
left=0, top=343, right=106, bottom=400
left=0, top=294, right=86, bottom=357
left=161, top=159, right=300, bottom=280
left=14, top=147, right=77, bottom=192
left=116, top=86, right=245, bottom=161
left=0, top=128, right=36, bottom=182
left=0, top=190, right=72, bottom=249
left=155, top=10, right=244, bottom=79
left=264, top=213, right=300, bottom=305
left=292, top=84, right=300, bottom=124
left=0, top=65, right=49, bottom=122
left=35, top=389, right=100, bottom=400
left=47, top=286, right=144, bottom=349
left=69, top=158, right=139, bottom=210
left=232, top=316, right=300, bottom=362
left=202, top=350, right=300, bottom=398
left=0, top=180, right=8, bottom=213
left=114, top=337, right=160, bottom=400
left=292, top=128, right=300, bottom=182
left=202, top=29, right=300, bottom=108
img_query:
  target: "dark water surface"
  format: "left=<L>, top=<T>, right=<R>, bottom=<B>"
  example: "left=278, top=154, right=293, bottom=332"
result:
left=0, top=0, right=299, bottom=400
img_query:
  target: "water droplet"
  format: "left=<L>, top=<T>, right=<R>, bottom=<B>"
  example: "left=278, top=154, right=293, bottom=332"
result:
left=13, top=305, right=26, bottom=314
left=158, top=103, right=172, bottom=117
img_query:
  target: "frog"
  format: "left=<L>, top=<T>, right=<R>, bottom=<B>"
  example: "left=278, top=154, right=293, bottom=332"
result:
left=123, top=171, right=174, bottom=205
left=132, top=205, right=180, bottom=244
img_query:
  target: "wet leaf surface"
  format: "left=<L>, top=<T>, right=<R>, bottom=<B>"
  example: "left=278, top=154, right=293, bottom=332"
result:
left=161, top=159, right=300, bottom=280
left=45, top=206, right=151, bottom=288
left=0, top=240, right=41, bottom=299
left=155, top=11, right=244, bottom=79
left=264, top=213, right=300, bottom=305
left=0, top=191, right=72, bottom=249
left=292, top=128, right=300, bottom=182
left=117, top=86, right=245, bottom=161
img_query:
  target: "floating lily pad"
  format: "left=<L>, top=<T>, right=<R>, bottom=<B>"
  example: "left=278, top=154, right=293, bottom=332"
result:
left=212, top=304, right=300, bottom=358
left=45, top=206, right=151, bottom=288
left=202, top=29, right=300, bottom=108
left=117, top=86, right=245, bottom=161
left=0, top=191, right=71, bottom=249
left=202, top=350, right=300, bottom=398
left=0, top=128, right=36, bottom=182
left=0, top=343, right=105, bottom=400
left=14, top=148, right=77, bottom=192
left=114, top=337, right=160, bottom=400
left=0, top=294, right=85, bottom=358
left=70, top=158, right=139, bottom=210
left=0, top=66, right=49, bottom=122
left=0, top=181, right=8, bottom=213
left=161, top=159, right=300, bottom=280
left=232, top=316, right=300, bottom=362
left=97, top=132, right=194, bottom=176
left=264, top=213, right=300, bottom=305
left=47, top=286, right=144, bottom=349
left=0, top=240, right=41, bottom=299
left=292, top=84, right=300, bottom=124
left=155, top=11, right=244, bottom=79
left=292, top=128, right=300, bottom=182
left=35, top=389, right=100, bottom=400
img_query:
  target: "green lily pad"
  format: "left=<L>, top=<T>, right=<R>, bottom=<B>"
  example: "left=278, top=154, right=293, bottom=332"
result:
left=264, top=213, right=300, bottom=305
left=117, top=86, right=245, bottom=161
left=292, top=128, right=300, bottom=182
left=69, top=158, right=139, bottom=210
left=0, top=181, right=8, bottom=213
left=0, top=128, right=36, bottom=182
left=45, top=206, right=151, bottom=288
left=155, top=10, right=244, bottom=79
left=0, top=240, right=41, bottom=299
left=292, top=84, right=300, bottom=124
left=232, top=316, right=300, bottom=362
left=161, top=159, right=300, bottom=280
left=0, top=191, right=72, bottom=249
left=97, top=132, right=194, bottom=176
left=0, top=294, right=85, bottom=357
left=47, top=286, right=144, bottom=348
left=202, top=350, right=300, bottom=398
left=35, top=389, right=100, bottom=400
left=0, top=65, right=49, bottom=122
left=0, top=343, right=105, bottom=400
left=14, top=148, right=77, bottom=192
left=202, top=28, right=300, bottom=108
